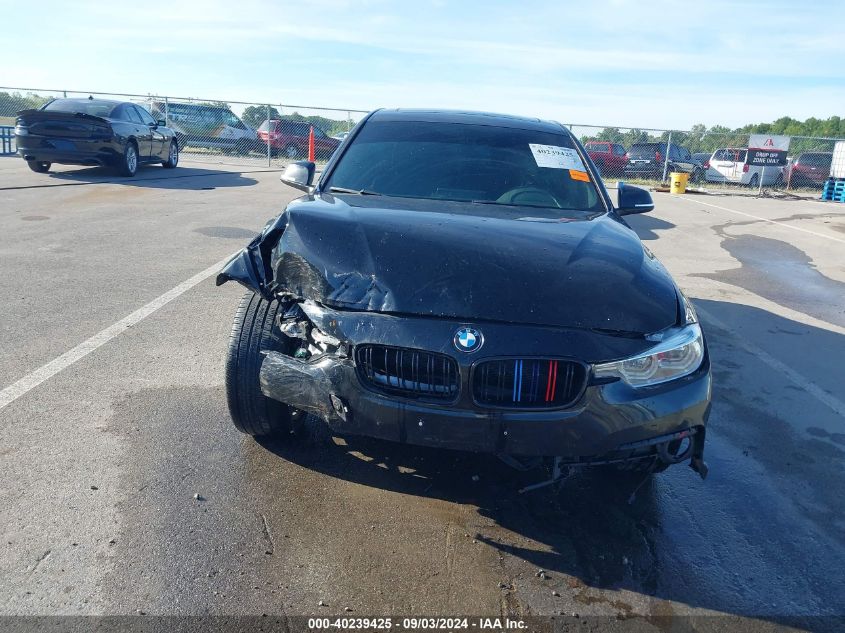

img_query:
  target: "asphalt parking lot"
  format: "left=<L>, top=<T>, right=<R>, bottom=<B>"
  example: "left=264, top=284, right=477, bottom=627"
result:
left=1, top=157, right=844, bottom=630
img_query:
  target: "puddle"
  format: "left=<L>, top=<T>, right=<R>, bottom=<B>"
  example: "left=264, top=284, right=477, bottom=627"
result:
left=696, top=235, right=845, bottom=327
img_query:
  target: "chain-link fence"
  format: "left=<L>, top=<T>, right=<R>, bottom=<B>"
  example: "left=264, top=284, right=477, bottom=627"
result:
left=0, top=86, right=367, bottom=168
left=568, top=123, right=841, bottom=193
left=1, top=86, right=841, bottom=194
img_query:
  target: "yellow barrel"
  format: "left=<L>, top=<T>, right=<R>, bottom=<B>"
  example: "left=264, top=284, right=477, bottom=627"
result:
left=669, top=172, right=689, bottom=194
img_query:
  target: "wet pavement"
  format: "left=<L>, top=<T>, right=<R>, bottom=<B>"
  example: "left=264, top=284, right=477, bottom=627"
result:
left=1, top=158, right=844, bottom=631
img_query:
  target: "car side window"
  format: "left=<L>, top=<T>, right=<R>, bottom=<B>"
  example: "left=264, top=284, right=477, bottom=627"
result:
left=133, top=105, right=156, bottom=126
left=614, top=144, right=625, bottom=156
left=111, top=104, right=131, bottom=122
left=681, top=149, right=691, bottom=160
left=314, top=127, right=327, bottom=138
left=224, top=111, right=246, bottom=130
left=125, top=106, right=144, bottom=124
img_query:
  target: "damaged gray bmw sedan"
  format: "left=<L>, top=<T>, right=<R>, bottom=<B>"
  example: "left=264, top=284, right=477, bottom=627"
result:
left=217, top=109, right=711, bottom=480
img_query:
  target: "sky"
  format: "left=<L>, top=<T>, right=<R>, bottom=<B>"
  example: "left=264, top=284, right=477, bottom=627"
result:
left=1, top=0, right=843, bottom=131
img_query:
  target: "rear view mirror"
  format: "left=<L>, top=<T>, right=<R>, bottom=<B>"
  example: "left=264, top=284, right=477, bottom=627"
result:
left=616, top=182, right=654, bottom=215
left=280, top=161, right=316, bottom=193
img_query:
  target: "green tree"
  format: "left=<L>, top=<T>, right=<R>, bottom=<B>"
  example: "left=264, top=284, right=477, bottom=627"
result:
left=277, top=111, right=354, bottom=136
left=242, top=105, right=280, bottom=129
left=198, top=101, right=230, bottom=109
left=0, top=91, right=52, bottom=122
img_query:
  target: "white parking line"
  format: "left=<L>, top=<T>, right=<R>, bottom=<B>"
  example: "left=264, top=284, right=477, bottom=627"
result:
left=696, top=306, right=845, bottom=420
left=0, top=254, right=235, bottom=412
left=672, top=195, right=845, bottom=245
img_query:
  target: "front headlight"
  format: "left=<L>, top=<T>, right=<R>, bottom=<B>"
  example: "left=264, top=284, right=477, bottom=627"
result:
left=593, top=323, right=704, bottom=388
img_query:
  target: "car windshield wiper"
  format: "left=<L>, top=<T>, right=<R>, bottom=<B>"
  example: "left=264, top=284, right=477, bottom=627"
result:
left=327, top=186, right=381, bottom=196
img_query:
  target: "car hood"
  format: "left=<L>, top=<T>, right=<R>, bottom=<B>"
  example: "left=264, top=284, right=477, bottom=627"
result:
left=228, top=194, right=680, bottom=334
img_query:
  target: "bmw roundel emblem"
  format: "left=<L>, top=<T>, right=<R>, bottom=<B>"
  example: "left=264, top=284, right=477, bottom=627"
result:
left=453, top=327, right=483, bottom=353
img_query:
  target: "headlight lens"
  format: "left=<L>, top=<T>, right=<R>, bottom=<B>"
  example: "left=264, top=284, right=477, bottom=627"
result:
left=593, top=323, right=704, bottom=387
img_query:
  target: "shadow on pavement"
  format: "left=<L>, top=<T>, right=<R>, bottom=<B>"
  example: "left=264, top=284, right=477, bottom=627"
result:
left=22, top=165, right=263, bottom=190
left=624, top=213, right=676, bottom=241
left=255, top=299, right=845, bottom=629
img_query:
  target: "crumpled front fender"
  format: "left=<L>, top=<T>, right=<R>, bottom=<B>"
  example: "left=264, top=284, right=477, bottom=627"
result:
left=216, top=247, right=270, bottom=298
left=216, top=214, right=288, bottom=300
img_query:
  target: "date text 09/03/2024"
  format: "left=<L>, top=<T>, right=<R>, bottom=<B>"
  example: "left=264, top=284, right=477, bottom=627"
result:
left=307, top=617, right=528, bottom=630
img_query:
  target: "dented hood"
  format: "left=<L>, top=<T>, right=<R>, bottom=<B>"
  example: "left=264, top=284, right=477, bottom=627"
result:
left=225, top=194, right=680, bottom=333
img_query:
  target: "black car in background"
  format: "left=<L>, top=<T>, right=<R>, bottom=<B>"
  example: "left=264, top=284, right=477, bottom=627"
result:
left=624, top=142, right=703, bottom=182
left=692, top=152, right=711, bottom=167
left=14, top=98, right=180, bottom=176
left=217, top=109, right=711, bottom=481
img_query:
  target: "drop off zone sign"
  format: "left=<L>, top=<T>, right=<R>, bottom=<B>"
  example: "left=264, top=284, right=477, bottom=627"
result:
left=748, top=134, right=790, bottom=167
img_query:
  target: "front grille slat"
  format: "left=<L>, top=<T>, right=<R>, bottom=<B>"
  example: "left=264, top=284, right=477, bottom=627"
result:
left=473, top=358, right=586, bottom=409
left=356, top=345, right=459, bottom=401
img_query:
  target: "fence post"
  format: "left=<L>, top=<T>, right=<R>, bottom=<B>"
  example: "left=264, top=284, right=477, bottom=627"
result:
left=266, top=104, right=271, bottom=167
left=662, top=131, right=672, bottom=183
left=164, top=97, right=169, bottom=126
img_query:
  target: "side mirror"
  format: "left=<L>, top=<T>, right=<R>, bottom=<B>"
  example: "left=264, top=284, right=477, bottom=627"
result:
left=616, top=182, right=654, bottom=215
left=280, top=161, right=316, bottom=193
left=156, top=120, right=166, bottom=127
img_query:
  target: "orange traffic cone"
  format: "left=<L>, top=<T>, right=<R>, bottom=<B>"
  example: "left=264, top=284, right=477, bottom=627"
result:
left=308, top=126, right=315, bottom=162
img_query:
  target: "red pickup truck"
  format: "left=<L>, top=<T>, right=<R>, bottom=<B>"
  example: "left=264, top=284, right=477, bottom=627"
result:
left=583, top=141, right=627, bottom=178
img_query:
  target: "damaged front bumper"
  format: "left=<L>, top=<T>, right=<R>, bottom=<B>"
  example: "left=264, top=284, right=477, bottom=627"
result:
left=257, top=303, right=711, bottom=470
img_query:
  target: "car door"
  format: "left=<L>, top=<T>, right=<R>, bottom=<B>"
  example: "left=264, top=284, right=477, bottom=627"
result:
left=124, top=105, right=153, bottom=158
left=678, top=147, right=695, bottom=174
left=722, top=149, right=740, bottom=182
left=612, top=144, right=626, bottom=176
left=668, top=144, right=682, bottom=172
left=134, top=105, right=167, bottom=158
left=710, top=149, right=734, bottom=182
left=734, top=149, right=753, bottom=183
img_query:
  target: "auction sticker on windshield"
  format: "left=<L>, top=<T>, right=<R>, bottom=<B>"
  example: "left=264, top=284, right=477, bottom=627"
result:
left=529, top=144, right=586, bottom=171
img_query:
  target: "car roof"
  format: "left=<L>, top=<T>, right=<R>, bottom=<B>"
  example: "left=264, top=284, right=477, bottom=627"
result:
left=369, top=108, right=567, bottom=134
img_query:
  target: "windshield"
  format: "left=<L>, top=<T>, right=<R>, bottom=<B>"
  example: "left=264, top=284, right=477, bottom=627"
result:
left=325, top=120, right=603, bottom=212
left=42, top=99, right=116, bottom=117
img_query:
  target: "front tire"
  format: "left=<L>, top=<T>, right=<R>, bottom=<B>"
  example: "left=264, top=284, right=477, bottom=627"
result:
left=162, top=140, right=178, bottom=168
left=118, top=142, right=138, bottom=177
left=284, top=143, right=298, bottom=159
left=27, top=160, right=51, bottom=173
left=225, top=292, right=298, bottom=438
